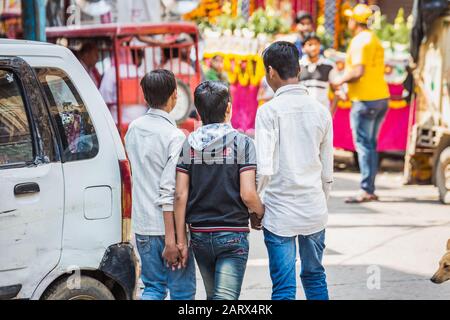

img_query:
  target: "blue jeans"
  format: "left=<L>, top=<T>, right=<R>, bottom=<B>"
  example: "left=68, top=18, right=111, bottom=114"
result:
left=135, top=234, right=196, bottom=300
left=350, top=99, right=389, bottom=194
left=264, top=228, right=328, bottom=300
left=190, top=232, right=249, bottom=300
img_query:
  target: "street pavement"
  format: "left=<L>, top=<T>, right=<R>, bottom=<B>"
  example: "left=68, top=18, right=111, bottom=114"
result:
left=137, top=160, right=450, bottom=300
left=196, top=163, right=450, bottom=300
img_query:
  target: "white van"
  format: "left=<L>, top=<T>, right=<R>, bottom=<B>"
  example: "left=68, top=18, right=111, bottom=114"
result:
left=0, top=39, right=137, bottom=300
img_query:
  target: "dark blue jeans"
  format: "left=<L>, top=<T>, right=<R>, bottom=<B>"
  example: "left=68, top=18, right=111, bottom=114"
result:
left=135, top=234, right=196, bottom=300
left=264, top=228, right=328, bottom=300
left=190, top=232, right=249, bottom=300
left=350, top=99, right=389, bottom=194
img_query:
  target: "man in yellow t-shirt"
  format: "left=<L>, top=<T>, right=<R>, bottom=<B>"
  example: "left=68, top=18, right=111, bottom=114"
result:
left=334, top=4, right=390, bottom=203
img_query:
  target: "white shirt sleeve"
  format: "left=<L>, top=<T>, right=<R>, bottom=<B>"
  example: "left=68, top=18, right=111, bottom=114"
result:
left=155, top=133, right=185, bottom=212
left=328, top=63, right=339, bottom=84
left=320, top=113, right=334, bottom=200
left=255, top=107, right=278, bottom=194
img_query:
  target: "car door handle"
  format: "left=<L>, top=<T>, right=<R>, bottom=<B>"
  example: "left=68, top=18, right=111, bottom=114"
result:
left=14, top=182, right=40, bottom=196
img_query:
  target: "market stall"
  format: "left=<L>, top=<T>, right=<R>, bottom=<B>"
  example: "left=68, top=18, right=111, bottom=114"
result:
left=185, top=0, right=414, bottom=156
left=0, top=0, right=21, bottom=38
left=201, top=12, right=277, bottom=132
left=330, top=6, right=414, bottom=154
left=187, top=1, right=294, bottom=132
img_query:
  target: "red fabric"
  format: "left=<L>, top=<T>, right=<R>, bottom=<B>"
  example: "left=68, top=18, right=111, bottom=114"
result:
left=228, top=83, right=411, bottom=153
left=230, top=84, right=259, bottom=134
left=332, top=104, right=410, bottom=152
left=189, top=227, right=250, bottom=233
left=178, top=118, right=200, bottom=135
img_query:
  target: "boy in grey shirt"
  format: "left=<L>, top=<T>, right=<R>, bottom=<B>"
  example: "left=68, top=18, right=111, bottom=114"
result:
left=125, top=69, right=195, bottom=300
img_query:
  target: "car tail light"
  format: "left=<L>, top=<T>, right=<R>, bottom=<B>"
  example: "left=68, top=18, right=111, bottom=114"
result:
left=119, top=159, right=132, bottom=242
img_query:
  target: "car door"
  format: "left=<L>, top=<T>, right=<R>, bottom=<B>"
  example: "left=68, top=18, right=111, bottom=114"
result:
left=0, top=57, right=64, bottom=299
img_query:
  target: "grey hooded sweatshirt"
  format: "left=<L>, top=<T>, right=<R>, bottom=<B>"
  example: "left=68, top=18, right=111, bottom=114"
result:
left=176, top=123, right=257, bottom=232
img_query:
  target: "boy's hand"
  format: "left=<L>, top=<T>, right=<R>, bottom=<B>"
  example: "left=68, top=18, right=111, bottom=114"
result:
left=335, top=89, right=347, bottom=101
left=162, top=243, right=180, bottom=270
left=250, top=213, right=263, bottom=231
left=176, top=243, right=189, bottom=268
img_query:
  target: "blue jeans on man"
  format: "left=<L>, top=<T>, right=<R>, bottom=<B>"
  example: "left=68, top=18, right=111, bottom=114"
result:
left=350, top=99, right=389, bottom=195
left=264, top=228, right=328, bottom=300
left=190, top=232, right=249, bottom=300
left=135, top=234, right=196, bottom=300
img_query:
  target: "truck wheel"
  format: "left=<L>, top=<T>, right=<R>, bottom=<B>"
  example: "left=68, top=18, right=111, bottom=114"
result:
left=42, top=275, right=115, bottom=300
left=436, top=147, right=450, bottom=205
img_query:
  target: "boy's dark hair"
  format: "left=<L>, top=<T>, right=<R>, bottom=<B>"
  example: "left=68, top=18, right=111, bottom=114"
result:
left=140, top=69, right=176, bottom=108
left=295, top=11, right=313, bottom=24
left=302, top=32, right=321, bottom=46
left=194, top=81, right=230, bottom=125
left=131, top=49, right=144, bottom=66
left=79, top=41, right=97, bottom=56
left=262, top=41, right=300, bottom=80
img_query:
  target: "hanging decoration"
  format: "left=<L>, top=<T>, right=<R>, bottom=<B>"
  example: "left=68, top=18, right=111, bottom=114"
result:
left=204, top=52, right=266, bottom=87
left=183, top=0, right=224, bottom=23
left=241, top=0, right=250, bottom=19
left=324, top=0, right=336, bottom=48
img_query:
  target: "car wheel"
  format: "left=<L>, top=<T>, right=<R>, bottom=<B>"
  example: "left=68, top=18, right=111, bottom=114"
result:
left=42, top=275, right=115, bottom=300
left=170, top=80, right=192, bottom=124
left=436, top=146, right=450, bottom=205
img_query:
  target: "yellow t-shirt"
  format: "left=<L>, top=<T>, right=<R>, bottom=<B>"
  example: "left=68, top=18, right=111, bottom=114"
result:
left=345, top=30, right=390, bottom=101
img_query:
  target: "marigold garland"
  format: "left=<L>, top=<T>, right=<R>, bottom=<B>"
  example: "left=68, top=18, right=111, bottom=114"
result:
left=204, top=52, right=266, bottom=86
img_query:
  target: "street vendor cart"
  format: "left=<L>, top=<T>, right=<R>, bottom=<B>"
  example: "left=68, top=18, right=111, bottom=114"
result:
left=327, top=49, right=412, bottom=158
left=404, top=0, right=450, bottom=204
left=46, top=22, right=202, bottom=138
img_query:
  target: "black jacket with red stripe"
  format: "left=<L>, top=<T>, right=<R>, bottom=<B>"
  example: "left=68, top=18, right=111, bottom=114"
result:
left=176, top=131, right=256, bottom=231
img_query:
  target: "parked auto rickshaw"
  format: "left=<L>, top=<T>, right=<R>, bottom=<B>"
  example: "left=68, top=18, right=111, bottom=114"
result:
left=46, top=22, right=202, bottom=138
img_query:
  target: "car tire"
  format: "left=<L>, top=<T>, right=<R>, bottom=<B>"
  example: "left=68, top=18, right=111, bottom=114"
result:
left=436, top=146, right=450, bottom=205
left=170, top=80, right=193, bottom=124
left=42, top=275, right=115, bottom=300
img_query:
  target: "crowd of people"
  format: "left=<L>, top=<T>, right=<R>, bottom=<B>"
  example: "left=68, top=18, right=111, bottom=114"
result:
left=74, top=3, right=390, bottom=300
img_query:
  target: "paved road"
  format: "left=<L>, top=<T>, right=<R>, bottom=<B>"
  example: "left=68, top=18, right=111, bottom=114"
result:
left=192, top=170, right=450, bottom=300
left=136, top=167, right=450, bottom=300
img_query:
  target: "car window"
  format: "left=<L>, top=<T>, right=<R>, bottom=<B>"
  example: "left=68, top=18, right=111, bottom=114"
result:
left=0, top=69, right=34, bottom=166
left=35, top=67, right=98, bottom=161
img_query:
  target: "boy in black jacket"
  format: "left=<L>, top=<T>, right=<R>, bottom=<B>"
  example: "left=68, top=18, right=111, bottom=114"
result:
left=174, top=81, right=265, bottom=300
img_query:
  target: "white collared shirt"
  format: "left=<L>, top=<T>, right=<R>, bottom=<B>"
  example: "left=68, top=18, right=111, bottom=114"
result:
left=125, top=108, right=185, bottom=236
left=299, top=56, right=337, bottom=108
left=255, top=84, right=334, bottom=237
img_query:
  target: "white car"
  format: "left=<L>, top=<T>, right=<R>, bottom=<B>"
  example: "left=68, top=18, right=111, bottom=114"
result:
left=0, top=39, right=137, bottom=300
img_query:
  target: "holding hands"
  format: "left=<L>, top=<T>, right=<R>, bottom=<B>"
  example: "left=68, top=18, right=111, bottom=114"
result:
left=250, top=210, right=264, bottom=231
left=162, top=241, right=189, bottom=270
left=162, top=242, right=182, bottom=270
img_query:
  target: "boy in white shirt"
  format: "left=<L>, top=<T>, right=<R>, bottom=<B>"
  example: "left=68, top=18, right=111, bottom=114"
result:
left=299, top=33, right=340, bottom=114
left=256, top=41, right=333, bottom=300
left=125, top=69, right=196, bottom=300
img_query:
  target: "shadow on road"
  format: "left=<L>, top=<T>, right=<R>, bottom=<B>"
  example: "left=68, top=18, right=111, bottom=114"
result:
left=238, top=264, right=450, bottom=300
